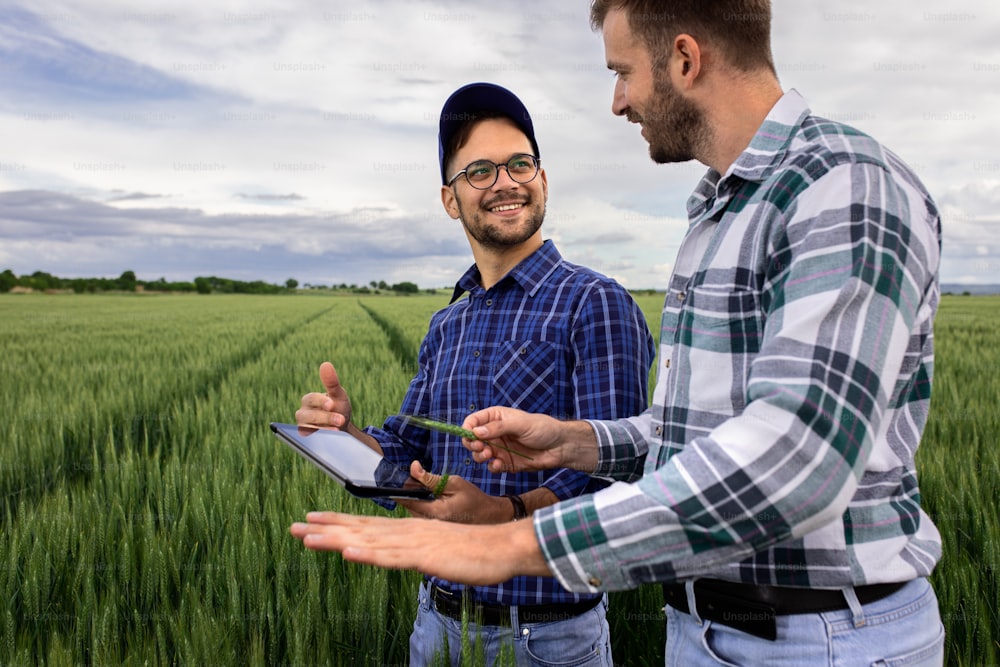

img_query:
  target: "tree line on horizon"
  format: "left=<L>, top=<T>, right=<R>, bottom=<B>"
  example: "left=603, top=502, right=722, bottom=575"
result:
left=0, top=269, right=424, bottom=295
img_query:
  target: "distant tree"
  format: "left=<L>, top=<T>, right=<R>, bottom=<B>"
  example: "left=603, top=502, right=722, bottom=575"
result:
left=143, top=277, right=168, bottom=291
left=69, top=278, right=99, bottom=293
left=118, top=270, right=137, bottom=291
left=194, top=277, right=211, bottom=294
left=370, top=280, right=378, bottom=289
left=0, top=269, right=16, bottom=292
left=285, top=278, right=298, bottom=290
left=391, top=281, right=419, bottom=294
left=28, top=270, right=59, bottom=290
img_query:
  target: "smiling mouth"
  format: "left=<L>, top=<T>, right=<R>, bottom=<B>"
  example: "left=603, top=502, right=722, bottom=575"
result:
left=488, top=202, right=525, bottom=213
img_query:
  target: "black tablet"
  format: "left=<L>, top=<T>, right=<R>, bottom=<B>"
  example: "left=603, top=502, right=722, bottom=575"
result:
left=270, top=422, right=434, bottom=500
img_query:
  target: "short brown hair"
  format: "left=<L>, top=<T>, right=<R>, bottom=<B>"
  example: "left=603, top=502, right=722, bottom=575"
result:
left=590, top=0, right=775, bottom=73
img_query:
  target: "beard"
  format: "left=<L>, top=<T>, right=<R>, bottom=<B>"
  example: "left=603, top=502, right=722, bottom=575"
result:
left=633, top=72, right=710, bottom=165
left=455, top=193, right=545, bottom=251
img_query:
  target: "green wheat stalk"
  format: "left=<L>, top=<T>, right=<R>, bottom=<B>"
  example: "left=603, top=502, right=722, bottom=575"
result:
left=403, top=416, right=534, bottom=460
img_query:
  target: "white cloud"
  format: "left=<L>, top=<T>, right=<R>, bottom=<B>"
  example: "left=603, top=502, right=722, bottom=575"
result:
left=1, top=0, right=998, bottom=288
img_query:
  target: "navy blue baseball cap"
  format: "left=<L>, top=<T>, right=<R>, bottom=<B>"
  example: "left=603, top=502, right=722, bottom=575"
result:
left=438, top=82, right=540, bottom=184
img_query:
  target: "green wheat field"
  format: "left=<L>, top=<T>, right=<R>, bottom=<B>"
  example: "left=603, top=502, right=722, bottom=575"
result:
left=1, top=293, right=997, bottom=666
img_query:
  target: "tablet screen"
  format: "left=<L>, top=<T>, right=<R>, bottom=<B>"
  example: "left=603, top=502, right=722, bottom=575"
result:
left=270, top=422, right=433, bottom=499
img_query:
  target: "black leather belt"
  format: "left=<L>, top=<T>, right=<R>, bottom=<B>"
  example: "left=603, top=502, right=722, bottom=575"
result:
left=430, top=586, right=602, bottom=626
left=662, top=579, right=908, bottom=641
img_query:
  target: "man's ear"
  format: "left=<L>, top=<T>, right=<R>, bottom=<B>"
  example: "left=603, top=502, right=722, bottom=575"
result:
left=441, top=185, right=461, bottom=220
left=672, top=33, right=702, bottom=89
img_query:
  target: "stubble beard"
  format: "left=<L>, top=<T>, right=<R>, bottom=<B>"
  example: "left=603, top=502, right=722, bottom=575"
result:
left=456, top=195, right=546, bottom=251
left=640, top=72, right=711, bottom=165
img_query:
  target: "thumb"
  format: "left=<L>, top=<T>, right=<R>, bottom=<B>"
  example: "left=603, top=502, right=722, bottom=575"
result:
left=410, top=460, right=446, bottom=496
left=319, top=361, right=340, bottom=396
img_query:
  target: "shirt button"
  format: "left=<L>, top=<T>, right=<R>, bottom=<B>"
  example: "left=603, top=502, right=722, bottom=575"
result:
left=486, top=299, right=493, bottom=306
left=469, top=403, right=476, bottom=411
left=664, top=358, right=670, bottom=368
left=464, top=458, right=472, bottom=465
left=655, top=426, right=663, bottom=436
left=677, top=292, right=686, bottom=301
left=588, top=576, right=602, bottom=587
left=519, top=347, right=527, bottom=355
left=473, top=350, right=480, bottom=357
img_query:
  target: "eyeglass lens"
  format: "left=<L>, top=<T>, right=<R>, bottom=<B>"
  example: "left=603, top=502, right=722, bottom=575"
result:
left=463, top=155, right=538, bottom=189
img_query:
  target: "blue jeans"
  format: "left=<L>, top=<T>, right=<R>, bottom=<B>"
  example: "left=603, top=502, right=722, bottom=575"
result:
left=409, top=581, right=613, bottom=666
left=664, top=577, right=944, bottom=666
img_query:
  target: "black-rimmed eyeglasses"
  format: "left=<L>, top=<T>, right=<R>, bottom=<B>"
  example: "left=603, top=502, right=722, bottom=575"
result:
left=447, top=154, right=541, bottom=190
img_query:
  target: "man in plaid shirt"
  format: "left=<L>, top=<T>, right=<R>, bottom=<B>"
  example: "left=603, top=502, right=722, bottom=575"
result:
left=295, top=82, right=654, bottom=666
left=293, top=2, right=944, bottom=664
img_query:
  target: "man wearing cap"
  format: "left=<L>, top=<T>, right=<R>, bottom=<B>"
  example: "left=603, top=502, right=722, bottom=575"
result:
left=295, top=82, right=654, bottom=665
left=293, top=1, right=945, bottom=665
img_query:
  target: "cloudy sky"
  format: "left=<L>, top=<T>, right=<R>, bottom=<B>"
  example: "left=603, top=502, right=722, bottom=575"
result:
left=1, top=0, right=996, bottom=289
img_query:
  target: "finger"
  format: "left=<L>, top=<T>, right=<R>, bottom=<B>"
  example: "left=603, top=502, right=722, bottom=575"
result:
left=294, top=407, right=345, bottom=428
left=290, top=522, right=315, bottom=540
left=302, top=531, right=412, bottom=567
left=461, top=407, right=502, bottom=431
left=304, top=511, right=366, bottom=525
left=467, top=443, right=513, bottom=470
left=470, top=445, right=505, bottom=470
left=463, top=406, right=521, bottom=435
left=488, top=456, right=518, bottom=474
left=461, top=432, right=507, bottom=459
left=290, top=520, right=341, bottom=543
left=296, top=525, right=359, bottom=553
left=462, top=435, right=485, bottom=455
left=300, top=391, right=332, bottom=409
left=395, top=462, right=439, bottom=516
left=292, top=515, right=427, bottom=557
left=396, top=498, right=430, bottom=517
left=298, top=396, right=336, bottom=421
left=319, top=361, right=340, bottom=396
left=409, top=460, right=441, bottom=491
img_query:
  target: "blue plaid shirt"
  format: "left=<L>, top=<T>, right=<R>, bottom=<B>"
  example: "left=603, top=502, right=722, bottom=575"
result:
left=534, top=91, right=943, bottom=593
left=367, top=240, right=655, bottom=606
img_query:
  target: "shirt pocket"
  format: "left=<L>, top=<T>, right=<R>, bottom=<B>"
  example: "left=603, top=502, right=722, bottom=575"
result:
left=491, top=340, right=565, bottom=415
left=678, top=286, right=762, bottom=414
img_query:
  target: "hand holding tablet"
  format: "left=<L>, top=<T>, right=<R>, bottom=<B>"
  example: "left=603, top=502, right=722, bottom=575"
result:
left=270, top=422, right=434, bottom=500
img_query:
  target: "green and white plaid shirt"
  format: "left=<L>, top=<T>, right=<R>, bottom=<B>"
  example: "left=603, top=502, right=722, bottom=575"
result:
left=534, top=90, right=943, bottom=592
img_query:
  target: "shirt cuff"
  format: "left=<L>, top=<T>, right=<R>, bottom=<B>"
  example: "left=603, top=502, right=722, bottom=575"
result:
left=587, top=416, right=647, bottom=482
left=532, top=484, right=640, bottom=593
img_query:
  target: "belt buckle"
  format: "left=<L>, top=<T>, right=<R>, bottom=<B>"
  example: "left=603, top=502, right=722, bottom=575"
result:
left=694, top=586, right=777, bottom=641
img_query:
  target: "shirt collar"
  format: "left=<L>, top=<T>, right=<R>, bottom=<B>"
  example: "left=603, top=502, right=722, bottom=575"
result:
left=687, top=89, right=812, bottom=220
left=450, top=239, right=561, bottom=303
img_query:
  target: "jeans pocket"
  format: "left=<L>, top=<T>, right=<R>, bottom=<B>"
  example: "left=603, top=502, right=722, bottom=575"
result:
left=871, top=622, right=944, bottom=667
left=520, top=605, right=610, bottom=667
left=699, top=621, right=743, bottom=667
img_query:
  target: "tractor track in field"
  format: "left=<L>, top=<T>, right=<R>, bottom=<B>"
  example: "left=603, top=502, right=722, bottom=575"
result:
left=358, top=301, right=418, bottom=375
left=0, top=303, right=337, bottom=525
